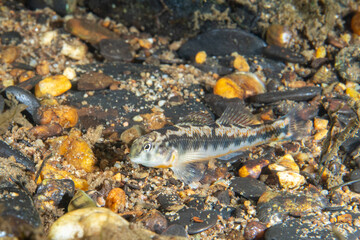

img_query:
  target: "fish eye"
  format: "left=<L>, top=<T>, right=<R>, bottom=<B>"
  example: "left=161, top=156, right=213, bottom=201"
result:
left=143, top=142, right=152, bottom=152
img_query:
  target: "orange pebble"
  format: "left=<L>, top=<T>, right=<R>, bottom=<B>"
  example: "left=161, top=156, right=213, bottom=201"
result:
left=233, top=55, right=249, bottom=72
left=38, top=105, right=78, bottom=128
left=57, top=129, right=96, bottom=173
left=214, top=72, right=265, bottom=99
left=195, top=51, right=207, bottom=64
left=105, top=188, right=126, bottom=213
left=41, top=163, right=89, bottom=190
left=35, top=75, right=71, bottom=97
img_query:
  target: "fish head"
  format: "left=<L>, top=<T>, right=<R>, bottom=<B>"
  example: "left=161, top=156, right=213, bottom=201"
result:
left=128, top=131, right=177, bottom=168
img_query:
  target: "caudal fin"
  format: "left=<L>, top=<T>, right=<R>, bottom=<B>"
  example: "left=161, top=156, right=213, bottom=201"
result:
left=287, top=106, right=316, bottom=140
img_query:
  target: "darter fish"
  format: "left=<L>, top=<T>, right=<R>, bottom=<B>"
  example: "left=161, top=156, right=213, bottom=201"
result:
left=128, top=103, right=311, bottom=184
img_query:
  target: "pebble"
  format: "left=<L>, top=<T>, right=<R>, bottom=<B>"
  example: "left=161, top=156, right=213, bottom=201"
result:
left=1, top=46, right=20, bottom=64
left=264, top=213, right=360, bottom=240
left=29, top=123, right=63, bottom=139
left=0, top=179, right=42, bottom=236
left=349, top=169, right=360, bottom=193
left=105, top=187, right=126, bottom=212
left=248, top=86, right=321, bottom=103
left=3, top=85, right=41, bottom=124
left=0, top=140, right=35, bottom=172
left=40, top=30, right=58, bottom=46
left=99, top=39, right=133, bottom=62
left=133, top=115, right=143, bottom=122
left=171, top=207, right=218, bottom=235
left=230, top=177, right=267, bottom=200
left=38, top=105, right=78, bottom=128
left=138, top=209, right=168, bottom=234
left=276, top=171, right=306, bottom=190
left=262, top=45, right=306, bottom=64
left=213, top=72, right=266, bottom=99
left=178, top=28, right=267, bottom=59
left=56, top=129, right=96, bottom=173
left=214, top=190, right=230, bottom=205
left=77, top=72, right=115, bottom=91
left=35, top=75, right=72, bottom=97
left=257, top=190, right=326, bottom=225
left=120, top=125, right=145, bottom=144
left=65, top=18, right=118, bottom=46
left=238, top=158, right=270, bottom=178
left=1, top=31, right=23, bottom=45
left=335, top=44, right=360, bottom=83
left=61, top=40, right=88, bottom=60
left=162, top=224, right=188, bottom=238
left=157, top=193, right=181, bottom=211
left=68, top=190, right=97, bottom=211
left=244, top=221, right=267, bottom=240
left=34, top=179, right=75, bottom=210
left=63, top=67, right=76, bottom=80
left=48, top=207, right=129, bottom=240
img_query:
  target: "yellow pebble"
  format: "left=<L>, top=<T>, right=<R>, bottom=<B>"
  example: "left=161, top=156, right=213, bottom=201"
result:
left=35, top=75, right=71, bottom=97
left=233, top=55, right=250, bottom=72
left=195, top=51, right=207, bottom=64
left=346, top=88, right=360, bottom=100
left=314, top=129, right=328, bottom=141
left=313, top=118, right=328, bottom=130
left=315, top=46, right=326, bottom=58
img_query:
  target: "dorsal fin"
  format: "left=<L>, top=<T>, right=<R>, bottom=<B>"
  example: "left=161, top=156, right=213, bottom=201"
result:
left=177, top=111, right=214, bottom=126
left=216, top=102, right=258, bottom=126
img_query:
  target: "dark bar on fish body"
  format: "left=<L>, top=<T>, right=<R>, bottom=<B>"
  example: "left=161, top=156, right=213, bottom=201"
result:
left=247, top=86, right=322, bottom=104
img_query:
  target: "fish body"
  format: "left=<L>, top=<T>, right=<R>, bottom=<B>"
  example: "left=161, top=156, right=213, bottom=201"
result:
left=129, top=104, right=310, bottom=184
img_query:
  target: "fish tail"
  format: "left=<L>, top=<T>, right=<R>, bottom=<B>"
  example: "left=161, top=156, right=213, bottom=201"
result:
left=286, top=106, right=314, bottom=140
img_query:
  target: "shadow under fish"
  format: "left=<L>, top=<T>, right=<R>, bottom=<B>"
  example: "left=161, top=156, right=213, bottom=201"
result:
left=128, top=102, right=312, bottom=185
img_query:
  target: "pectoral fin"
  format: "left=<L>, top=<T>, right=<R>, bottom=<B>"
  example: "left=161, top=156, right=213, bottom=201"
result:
left=177, top=111, right=215, bottom=126
left=171, top=161, right=208, bottom=184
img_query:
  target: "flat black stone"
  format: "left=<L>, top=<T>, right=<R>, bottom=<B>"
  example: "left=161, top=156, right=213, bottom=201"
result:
left=172, top=207, right=218, bottom=235
left=162, top=224, right=188, bottom=238
left=230, top=177, right=267, bottom=200
left=157, top=193, right=181, bottom=211
left=350, top=169, right=360, bottom=193
left=186, top=195, right=206, bottom=210
left=1, top=31, right=22, bottom=45
left=214, top=190, right=230, bottom=205
left=265, top=213, right=360, bottom=240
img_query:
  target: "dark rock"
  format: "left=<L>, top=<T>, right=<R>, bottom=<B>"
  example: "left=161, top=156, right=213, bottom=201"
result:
left=186, top=195, right=205, bottom=210
left=349, top=169, right=360, bottom=193
left=34, top=179, right=75, bottom=209
left=3, top=86, right=41, bottom=124
left=162, top=224, right=188, bottom=238
left=138, top=210, right=168, bottom=234
left=178, top=29, right=267, bottom=60
left=1, top=31, right=23, bottom=45
left=230, top=177, right=267, bottom=200
left=0, top=140, right=35, bottom=172
left=26, top=0, right=76, bottom=16
left=216, top=206, right=235, bottom=220
left=87, top=0, right=230, bottom=39
left=248, top=86, right=322, bottom=104
left=0, top=95, right=4, bottom=113
left=244, top=221, right=267, bottom=240
left=157, top=193, right=181, bottom=211
left=214, top=190, right=230, bottom=205
left=257, top=190, right=327, bottom=225
left=99, top=39, right=133, bottom=62
left=265, top=213, right=360, bottom=240
left=77, top=71, right=115, bottom=91
left=262, top=45, right=306, bottom=64
left=0, top=179, right=41, bottom=236
left=171, top=207, right=218, bottom=235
